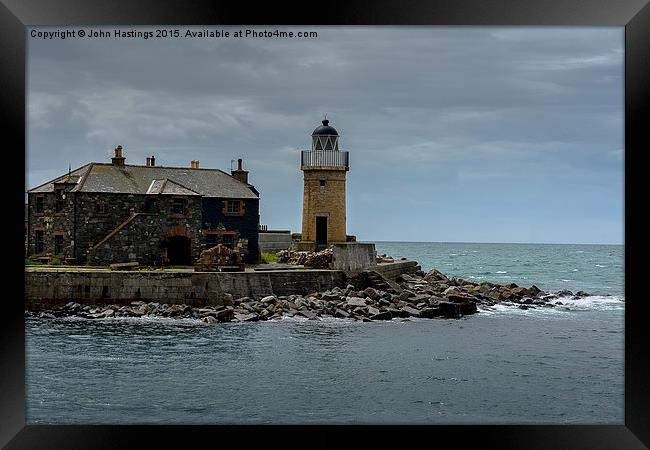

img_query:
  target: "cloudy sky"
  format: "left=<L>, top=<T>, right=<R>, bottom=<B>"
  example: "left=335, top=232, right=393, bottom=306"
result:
left=26, top=26, right=623, bottom=244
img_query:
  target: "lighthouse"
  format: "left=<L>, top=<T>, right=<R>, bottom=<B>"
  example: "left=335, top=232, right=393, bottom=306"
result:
left=298, top=118, right=350, bottom=251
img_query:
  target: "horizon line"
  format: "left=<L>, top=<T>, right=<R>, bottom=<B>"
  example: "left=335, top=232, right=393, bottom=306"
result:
left=363, top=240, right=624, bottom=246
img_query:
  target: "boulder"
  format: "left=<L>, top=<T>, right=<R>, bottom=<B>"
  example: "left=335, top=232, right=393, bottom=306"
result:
left=400, top=305, right=421, bottom=317
left=370, top=311, right=393, bottom=321
left=419, top=307, right=443, bottom=319
left=367, top=306, right=380, bottom=316
left=334, top=308, right=350, bottom=318
left=346, top=297, right=367, bottom=307
left=202, top=315, right=218, bottom=324
left=436, top=301, right=461, bottom=317
left=215, top=309, right=234, bottom=322
left=234, top=312, right=259, bottom=322
left=261, top=295, right=277, bottom=304
left=364, top=287, right=381, bottom=301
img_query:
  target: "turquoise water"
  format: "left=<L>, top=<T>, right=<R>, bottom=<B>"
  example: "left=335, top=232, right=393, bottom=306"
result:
left=374, top=242, right=624, bottom=297
left=26, top=242, right=625, bottom=424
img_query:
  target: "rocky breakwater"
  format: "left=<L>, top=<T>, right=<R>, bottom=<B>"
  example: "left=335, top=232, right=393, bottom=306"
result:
left=26, top=266, right=591, bottom=324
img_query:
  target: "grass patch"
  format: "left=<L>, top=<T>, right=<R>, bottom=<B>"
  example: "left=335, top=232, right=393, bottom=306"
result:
left=260, top=252, right=280, bottom=264
left=25, top=256, right=44, bottom=266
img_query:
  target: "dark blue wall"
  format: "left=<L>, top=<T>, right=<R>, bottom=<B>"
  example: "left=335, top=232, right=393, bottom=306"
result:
left=201, top=197, right=260, bottom=263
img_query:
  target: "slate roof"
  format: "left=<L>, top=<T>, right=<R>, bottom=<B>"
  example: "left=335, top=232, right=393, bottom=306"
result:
left=27, top=163, right=258, bottom=199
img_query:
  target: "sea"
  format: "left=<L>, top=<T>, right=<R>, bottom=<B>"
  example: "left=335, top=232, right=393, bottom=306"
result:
left=25, top=242, right=625, bottom=424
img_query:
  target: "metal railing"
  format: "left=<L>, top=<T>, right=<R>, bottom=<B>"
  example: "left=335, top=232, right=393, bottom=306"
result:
left=301, top=150, right=349, bottom=168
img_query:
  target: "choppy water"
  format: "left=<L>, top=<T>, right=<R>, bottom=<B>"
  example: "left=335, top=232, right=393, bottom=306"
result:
left=26, top=242, right=624, bottom=424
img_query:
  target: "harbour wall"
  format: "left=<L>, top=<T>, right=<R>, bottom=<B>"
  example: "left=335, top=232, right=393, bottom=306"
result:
left=24, top=260, right=419, bottom=309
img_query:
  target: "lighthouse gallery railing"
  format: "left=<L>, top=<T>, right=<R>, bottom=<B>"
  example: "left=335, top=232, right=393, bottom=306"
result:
left=301, top=150, right=349, bottom=168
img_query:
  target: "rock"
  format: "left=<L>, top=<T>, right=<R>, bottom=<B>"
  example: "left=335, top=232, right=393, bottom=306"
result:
left=298, top=310, right=318, bottom=320
left=346, top=297, right=367, bottom=307
left=556, top=289, right=574, bottom=297
left=364, top=287, right=381, bottom=301
left=519, top=304, right=529, bottom=310
left=367, top=306, right=380, bottom=316
left=398, top=290, right=415, bottom=301
left=419, top=307, right=442, bottom=319
left=334, top=308, right=350, bottom=318
left=64, top=302, right=81, bottom=312
left=529, top=285, right=542, bottom=296
left=443, top=286, right=461, bottom=296
left=39, top=312, right=56, bottom=319
left=203, top=315, right=218, bottom=324
left=215, top=309, right=234, bottom=322
left=370, top=311, right=392, bottom=320
left=260, top=295, right=277, bottom=304
left=436, top=301, right=461, bottom=317
left=459, top=302, right=477, bottom=315
left=400, top=305, right=421, bottom=317
left=574, top=291, right=589, bottom=298
left=522, top=298, right=534, bottom=305
left=424, top=269, right=449, bottom=282
left=234, top=312, right=259, bottom=322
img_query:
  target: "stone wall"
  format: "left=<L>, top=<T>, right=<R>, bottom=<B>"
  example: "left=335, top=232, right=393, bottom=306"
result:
left=368, top=260, right=420, bottom=280
left=27, top=191, right=260, bottom=265
left=84, top=194, right=203, bottom=266
left=331, top=242, right=377, bottom=272
left=259, top=231, right=292, bottom=253
left=25, top=269, right=348, bottom=309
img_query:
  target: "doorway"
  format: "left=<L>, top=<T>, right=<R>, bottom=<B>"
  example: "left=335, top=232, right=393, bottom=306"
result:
left=167, top=236, right=192, bottom=265
left=316, top=216, right=328, bottom=248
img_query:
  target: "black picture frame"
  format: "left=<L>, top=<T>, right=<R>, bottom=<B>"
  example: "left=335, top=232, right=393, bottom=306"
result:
left=2, top=0, right=648, bottom=448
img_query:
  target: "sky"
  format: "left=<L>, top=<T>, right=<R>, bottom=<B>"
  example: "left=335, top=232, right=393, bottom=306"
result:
left=26, top=26, right=624, bottom=244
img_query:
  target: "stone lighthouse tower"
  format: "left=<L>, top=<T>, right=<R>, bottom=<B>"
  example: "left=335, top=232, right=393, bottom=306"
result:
left=299, top=118, right=350, bottom=251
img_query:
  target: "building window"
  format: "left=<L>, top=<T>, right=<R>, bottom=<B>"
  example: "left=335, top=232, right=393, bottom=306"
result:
left=172, top=198, right=187, bottom=215
left=54, top=235, right=63, bottom=255
left=35, top=230, right=44, bottom=254
left=319, top=179, right=326, bottom=187
left=54, top=190, right=64, bottom=212
left=96, top=201, right=107, bottom=214
left=35, top=196, right=44, bottom=213
left=223, top=200, right=244, bottom=216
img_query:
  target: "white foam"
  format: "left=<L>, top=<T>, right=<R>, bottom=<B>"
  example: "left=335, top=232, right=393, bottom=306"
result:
left=496, top=271, right=507, bottom=274
left=477, top=295, right=624, bottom=317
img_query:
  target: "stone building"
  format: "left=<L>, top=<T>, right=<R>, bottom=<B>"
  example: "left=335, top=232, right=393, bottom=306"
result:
left=298, top=119, right=350, bottom=251
left=26, top=146, right=260, bottom=266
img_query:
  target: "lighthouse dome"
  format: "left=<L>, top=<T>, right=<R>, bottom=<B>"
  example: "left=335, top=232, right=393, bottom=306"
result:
left=312, top=119, right=339, bottom=136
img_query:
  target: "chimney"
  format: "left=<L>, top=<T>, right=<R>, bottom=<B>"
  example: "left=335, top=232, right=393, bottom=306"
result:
left=231, top=158, right=249, bottom=184
left=191, top=160, right=200, bottom=169
left=111, top=145, right=125, bottom=166
left=146, top=155, right=156, bottom=167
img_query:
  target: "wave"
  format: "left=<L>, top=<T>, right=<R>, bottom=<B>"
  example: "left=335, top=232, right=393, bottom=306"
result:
left=477, top=295, right=624, bottom=317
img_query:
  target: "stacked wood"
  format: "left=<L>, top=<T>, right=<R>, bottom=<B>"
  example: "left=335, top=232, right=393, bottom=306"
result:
left=195, top=244, right=244, bottom=271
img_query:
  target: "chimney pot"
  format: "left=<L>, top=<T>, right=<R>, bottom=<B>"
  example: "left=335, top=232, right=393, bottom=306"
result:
left=150, top=155, right=155, bottom=166
left=237, top=158, right=243, bottom=171
left=111, top=145, right=126, bottom=166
